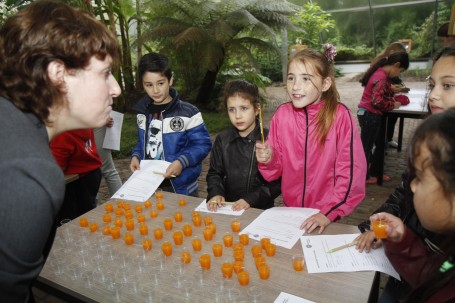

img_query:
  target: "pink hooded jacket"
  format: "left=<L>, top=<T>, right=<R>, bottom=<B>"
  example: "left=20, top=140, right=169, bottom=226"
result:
left=258, top=101, right=366, bottom=221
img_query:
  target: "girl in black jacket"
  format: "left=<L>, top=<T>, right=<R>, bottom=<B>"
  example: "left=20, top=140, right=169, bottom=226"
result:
left=206, top=79, right=281, bottom=212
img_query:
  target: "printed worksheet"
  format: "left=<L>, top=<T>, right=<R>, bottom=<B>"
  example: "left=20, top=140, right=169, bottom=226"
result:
left=274, top=292, right=316, bottom=303
left=240, top=207, right=319, bottom=249
left=194, top=199, right=245, bottom=216
left=103, top=110, right=124, bottom=151
left=111, top=160, right=170, bottom=202
left=301, top=233, right=400, bottom=279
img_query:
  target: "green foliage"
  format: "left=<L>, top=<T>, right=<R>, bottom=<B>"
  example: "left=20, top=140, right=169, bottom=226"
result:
left=288, top=3, right=335, bottom=48
left=112, top=112, right=229, bottom=160
left=335, top=45, right=374, bottom=61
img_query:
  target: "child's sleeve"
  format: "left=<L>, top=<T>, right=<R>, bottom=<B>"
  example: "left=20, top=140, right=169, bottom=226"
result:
left=206, top=135, right=226, bottom=201
left=321, top=109, right=366, bottom=221
left=131, top=114, right=145, bottom=161
left=243, top=178, right=281, bottom=209
left=371, top=79, right=396, bottom=112
left=176, top=112, right=212, bottom=168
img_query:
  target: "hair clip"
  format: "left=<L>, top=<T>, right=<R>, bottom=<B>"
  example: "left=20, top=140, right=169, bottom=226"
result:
left=323, top=43, right=337, bottom=62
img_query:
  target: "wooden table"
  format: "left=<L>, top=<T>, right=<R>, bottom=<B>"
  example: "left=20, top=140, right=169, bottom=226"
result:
left=36, top=193, right=378, bottom=303
left=377, top=90, right=428, bottom=185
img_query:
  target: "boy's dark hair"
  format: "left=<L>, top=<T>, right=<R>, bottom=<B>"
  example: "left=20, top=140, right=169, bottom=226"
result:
left=223, top=79, right=260, bottom=109
left=437, top=22, right=452, bottom=38
left=360, top=52, right=410, bottom=87
left=138, top=52, right=173, bottom=81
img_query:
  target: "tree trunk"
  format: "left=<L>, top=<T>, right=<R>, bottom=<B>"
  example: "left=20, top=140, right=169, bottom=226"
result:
left=135, top=0, right=142, bottom=89
left=195, top=68, right=219, bottom=111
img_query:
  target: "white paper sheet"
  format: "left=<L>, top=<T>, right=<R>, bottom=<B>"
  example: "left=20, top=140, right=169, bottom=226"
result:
left=301, top=233, right=400, bottom=280
left=194, top=199, right=245, bottom=216
left=240, top=207, right=320, bottom=249
left=274, top=292, right=316, bottom=303
left=103, top=111, right=124, bottom=151
left=111, top=160, right=171, bottom=202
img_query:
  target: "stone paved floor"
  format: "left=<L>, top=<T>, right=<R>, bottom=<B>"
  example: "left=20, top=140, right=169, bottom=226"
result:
left=33, top=75, right=427, bottom=302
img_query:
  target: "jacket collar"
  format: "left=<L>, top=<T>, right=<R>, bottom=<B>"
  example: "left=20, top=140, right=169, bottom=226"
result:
left=227, top=120, right=261, bottom=143
left=133, top=87, right=180, bottom=114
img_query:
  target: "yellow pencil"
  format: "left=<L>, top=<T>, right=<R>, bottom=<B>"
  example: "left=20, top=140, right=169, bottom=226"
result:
left=258, top=105, right=265, bottom=144
left=327, top=241, right=358, bottom=253
left=152, top=170, right=176, bottom=178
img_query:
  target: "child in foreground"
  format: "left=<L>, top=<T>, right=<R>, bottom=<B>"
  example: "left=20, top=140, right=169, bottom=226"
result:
left=206, top=79, right=281, bottom=212
left=370, top=108, right=455, bottom=302
left=256, top=45, right=366, bottom=234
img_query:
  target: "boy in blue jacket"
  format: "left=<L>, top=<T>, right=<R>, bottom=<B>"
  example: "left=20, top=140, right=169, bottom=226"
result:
left=130, top=53, right=211, bottom=196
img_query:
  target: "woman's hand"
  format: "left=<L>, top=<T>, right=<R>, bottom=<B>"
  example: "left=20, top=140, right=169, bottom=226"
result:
left=300, top=213, right=331, bottom=234
left=355, top=230, right=383, bottom=253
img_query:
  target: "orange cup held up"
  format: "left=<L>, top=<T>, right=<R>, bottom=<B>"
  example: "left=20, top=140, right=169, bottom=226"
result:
left=372, top=220, right=388, bottom=239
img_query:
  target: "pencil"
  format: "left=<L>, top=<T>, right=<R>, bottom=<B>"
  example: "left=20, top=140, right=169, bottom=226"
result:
left=152, top=170, right=177, bottom=178
left=327, top=240, right=358, bottom=253
left=208, top=200, right=235, bottom=205
left=258, top=105, right=265, bottom=144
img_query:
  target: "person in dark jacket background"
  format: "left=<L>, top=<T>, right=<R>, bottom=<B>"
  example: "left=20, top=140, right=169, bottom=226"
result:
left=130, top=53, right=211, bottom=196
left=206, top=79, right=281, bottom=212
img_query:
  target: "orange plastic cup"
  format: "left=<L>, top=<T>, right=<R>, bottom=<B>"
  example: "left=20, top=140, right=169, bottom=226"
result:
left=178, top=199, right=187, bottom=206
left=144, top=199, right=152, bottom=209
left=163, top=218, right=173, bottom=231
left=161, top=241, right=172, bottom=256
left=155, top=189, right=163, bottom=200
left=124, top=210, right=134, bottom=219
left=173, top=231, right=183, bottom=245
left=181, top=250, right=191, bottom=264
left=254, top=256, right=266, bottom=269
left=212, top=243, right=223, bottom=257
left=293, top=255, right=304, bottom=271
left=265, top=243, right=276, bottom=257
left=192, top=237, right=202, bottom=251
left=192, top=215, right=202, bottom=227
left=233, top=243, right=244, bottom=251
left=203, top=216, right=213, bottom=226
left=125, top=219, right=135, bottom=231
left=203, top=227, right=213, bottom=241
left=89, top=222, right=98, bottom=233
left=150, top=210, right=158, bottom=218
left=153, top=228, right=163, bottom=240
left=207, top=223, right=217, bottom=235
left=221, top=262, right=233, bottom=278
left=223, top=233, right=233, bottom=247
left=233, top=248, right=245, bottom=261
left=123, top=202, right=131, bottom=211
left=174, top=211, right=183, bottom=222
left=79, top=217, right=88, bottom=227
left=239, top=234, right=249, bottom=246
left=101, top=225, right=111, bottom=235
left=237, top=271, right=249, bottom=286
left=114, top=208, right=123, bottom=217
left=260, top=237, right=271, bottom=250
left=183, top=224, right=192, bottom=237
left=372, top=220, right=388, bottom=239
left=139, top=223, right=148, bottom=236
left=258, top=265, right=270, bottom=280
left=231, top=219, right=241, bottom=232
left=142, top=238, right=152, bottom=251
left=233, top=260, right=244, bottom=274
left=251, top=245, right=262, bottom=258
left=116, top=200, right=124, bottom=209
left=199, top=254, right=211, bottom=270
left=135, top=204, right=143, bottom=213
left=124, top=233, right=134, bottom=245
left=137, top=214, right=146, bottom=223
left=104, top=203, right=114, bottom=213
left=156, top=201, right=165, bottom=211
left=113, top=218, right=123, bottom=228
left=102, top=214, right=112, bottom=224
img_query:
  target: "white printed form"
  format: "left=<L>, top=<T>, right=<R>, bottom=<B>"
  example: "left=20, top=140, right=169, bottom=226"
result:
left=111, top=160, right=170, bottom=202
left=301, top=233, right=400, bottom=279
left=194, top=199, right=245, bottom=216
left=241, top=207, right=319, bottom=249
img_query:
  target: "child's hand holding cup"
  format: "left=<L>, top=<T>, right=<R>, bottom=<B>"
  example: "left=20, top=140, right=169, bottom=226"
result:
left=369, top=213, right=405, bottom=242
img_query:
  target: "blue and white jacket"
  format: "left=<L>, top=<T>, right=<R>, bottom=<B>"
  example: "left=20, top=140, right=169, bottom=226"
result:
left=131, top=88, right=212, bottom=195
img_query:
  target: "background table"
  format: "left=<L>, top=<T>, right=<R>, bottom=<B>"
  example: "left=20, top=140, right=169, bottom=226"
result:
left=377, top=90, right=428, bottom=185
left=36, top=193, right=377, bottom=302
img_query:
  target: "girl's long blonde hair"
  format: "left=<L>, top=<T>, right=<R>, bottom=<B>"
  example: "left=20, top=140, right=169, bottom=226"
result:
left=288, top=48, right=340, bottom=147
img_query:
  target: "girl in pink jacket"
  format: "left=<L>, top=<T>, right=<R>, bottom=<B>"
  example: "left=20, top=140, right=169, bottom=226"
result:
left=256, top=46, right=366, bottom=234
